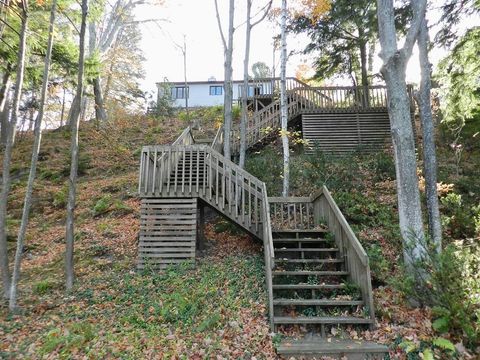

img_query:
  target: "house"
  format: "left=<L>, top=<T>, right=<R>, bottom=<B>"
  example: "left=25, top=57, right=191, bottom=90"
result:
left=156, top=77, right=277, bottom=108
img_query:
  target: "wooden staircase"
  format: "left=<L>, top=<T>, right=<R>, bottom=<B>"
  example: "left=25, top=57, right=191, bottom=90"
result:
left=137, top=125, right=384, bottom=357
left=271, top=229, right=372, bottom=331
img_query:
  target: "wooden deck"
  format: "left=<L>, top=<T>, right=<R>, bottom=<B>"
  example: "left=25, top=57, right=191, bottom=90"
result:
left=232, top=80, right=414, bottom=155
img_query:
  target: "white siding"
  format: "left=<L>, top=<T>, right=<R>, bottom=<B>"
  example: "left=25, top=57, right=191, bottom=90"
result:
left=162, top=81, right=273, bottom=108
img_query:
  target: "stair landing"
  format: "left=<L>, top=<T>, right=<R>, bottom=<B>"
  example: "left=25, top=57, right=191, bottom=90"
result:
left=277, top=336, right=388, bottom=359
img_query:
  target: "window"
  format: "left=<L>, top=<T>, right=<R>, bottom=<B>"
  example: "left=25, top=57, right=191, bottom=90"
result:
left=209, top=85, right=223, bottom=96
left=171, top=86, right=188, bottom=99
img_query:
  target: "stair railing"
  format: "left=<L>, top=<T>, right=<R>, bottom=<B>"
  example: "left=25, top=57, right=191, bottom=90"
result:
left=138, top=127, right=195, bottom=195
left=139, top=141, right=276, bottom=326
left=314, top=186, right=375, bottom=327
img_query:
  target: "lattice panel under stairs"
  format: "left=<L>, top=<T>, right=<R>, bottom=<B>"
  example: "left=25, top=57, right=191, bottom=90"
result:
left=137, top=198, right=197, bottom=270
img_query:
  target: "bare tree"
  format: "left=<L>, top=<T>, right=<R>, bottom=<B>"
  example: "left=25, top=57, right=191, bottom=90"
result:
left=214, top=0, right=235, bottom=159
left=65, top=0, right=88, bottom=290
left=0, top=0, right=28, bottom=300
left=280, top=0, right=289, bottom=196
left=417, top=19, right=442, bottom=252
left=239, top=0, right=272, bottom=169
left=376, top=0, right=428, bottom=276
left=9, top=0, right=57, bottom=310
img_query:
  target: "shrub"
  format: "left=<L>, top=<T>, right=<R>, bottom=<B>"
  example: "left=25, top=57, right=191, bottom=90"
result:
left=92, top=195, right=112, bottom=216
left=393, top=238, right=480, bottom=348
left=366, top=244, right=390, bottom=283
left=441, top=192, right=477, bottom=238
left=371, top=152, right=396, bottom=181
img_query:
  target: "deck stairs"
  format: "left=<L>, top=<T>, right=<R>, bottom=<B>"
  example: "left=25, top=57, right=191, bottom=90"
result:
left=138, top=122, right=386, bottom=357
left=231, top=78, right=414, bottom=155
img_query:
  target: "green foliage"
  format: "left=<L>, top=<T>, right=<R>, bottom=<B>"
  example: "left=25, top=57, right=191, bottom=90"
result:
left=40, top=322, right=96, bottom=356
left=436, top=27, right=480, bottom=147
left=342, top=281, right=362, bottom=300
left=153, top=82, right=175, bottom=117
left=92, top=195, right=112, bottom=217
left=251, top=62, right=272, bottom=79
left=34, top=280, right=55, bottom=295
left=397, top=336, right=457, bottom=359
left=366, top=244, right=389, bottom=282
left=370, top=152, right=396, bottom=182
left=393, top=239, right=480, bottom=347
left=53, top=183, right=68, bottom=208
left=440, top=192, right=479, bottom=238
left=288, top=0, right=410, bottom=84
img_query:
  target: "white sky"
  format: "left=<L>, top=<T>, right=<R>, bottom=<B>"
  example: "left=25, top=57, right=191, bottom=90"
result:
left=135, top=1, right=479, bottom=95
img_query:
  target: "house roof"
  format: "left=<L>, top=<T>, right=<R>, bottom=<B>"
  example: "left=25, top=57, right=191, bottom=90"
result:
left=156, top=80, right=271, bottom=86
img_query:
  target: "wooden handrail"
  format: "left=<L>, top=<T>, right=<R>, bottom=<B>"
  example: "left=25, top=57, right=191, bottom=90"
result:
left=211, top=125, right=224, bottom=154
left=320, top=186, right=368, bottom=265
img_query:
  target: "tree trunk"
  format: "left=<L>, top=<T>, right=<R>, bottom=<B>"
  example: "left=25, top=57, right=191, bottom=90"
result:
left=0, top=71, right=12, bottom=148
left=239, top=0, right=252, bottom=169
left=9, top=0, right=57, bottom=311
left=60, top=86, right=66, bottom=127
left=65, top=0, right=88, bottom=291
left=280, top=0, right=289, bottom=197
left=66, top=93, right=79, bottom=128
left=0, top=11, right=28, bottom=300
left=223, top=0, right=235, bottom=160
left=417, top=18, right=442, bottom=251
left=376, top=0, right=427, bottom=277
left=93, top=77, right=107, bottom=122
left=89, top=22, right=107, bottom=123
left=359, top=39, right=369, bottom=107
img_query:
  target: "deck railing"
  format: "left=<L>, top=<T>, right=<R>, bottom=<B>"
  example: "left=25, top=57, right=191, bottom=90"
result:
left=231, top=84, right=405, bottom=154
left=268, top=196, right=315, bottom=230
left=267, top=187, right=375, bottom=326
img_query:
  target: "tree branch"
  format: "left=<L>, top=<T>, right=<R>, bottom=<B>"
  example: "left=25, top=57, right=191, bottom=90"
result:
left=251, top=0, right=273, bottom=28
left=214, top=0, right=227, bottom=50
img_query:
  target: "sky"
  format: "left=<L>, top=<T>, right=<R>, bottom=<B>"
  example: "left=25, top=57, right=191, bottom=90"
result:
left=134, top=0, right=479, bottom=96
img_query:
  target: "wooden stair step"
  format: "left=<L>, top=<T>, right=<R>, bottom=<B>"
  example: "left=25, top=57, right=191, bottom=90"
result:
left=273, top=238, right=331, bottom=243
left=273, top=299, right=363, bottom=306
left=273, top=316, right=372, bottom=325
left=277, top=337, right=388, bottom=358
left=272, top=284, right=345, bottom=290
left=272, top=270, right=348, bottom=276
left=275, top=248, right=339, bottom=252
left=273, top=229, right=328, bottom=233
left=275, top=259, right=342, bottom=264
